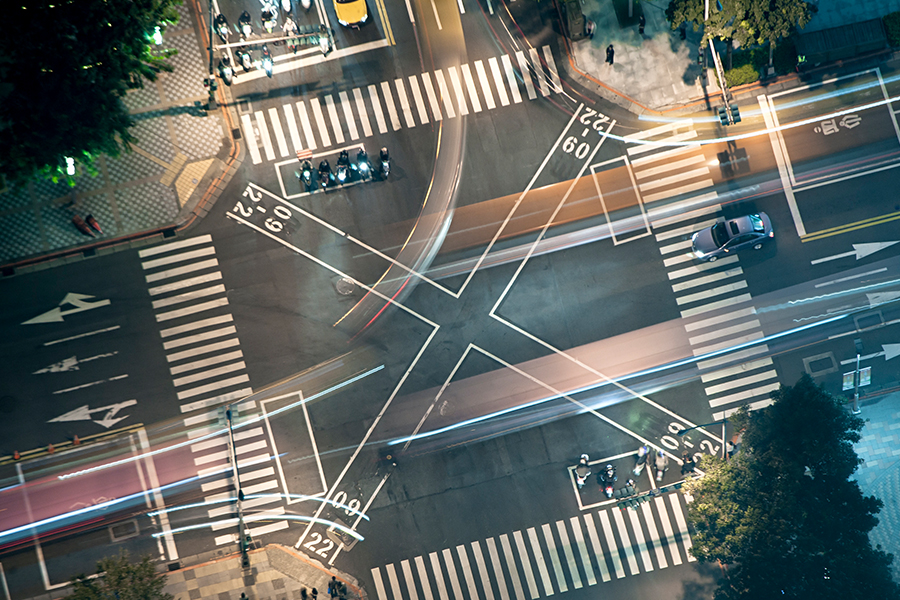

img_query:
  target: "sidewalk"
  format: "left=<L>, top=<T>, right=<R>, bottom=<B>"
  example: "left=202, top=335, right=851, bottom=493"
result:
left=852, top=392, right=900, bottom=582
left=0, top=0, right=238, bottom=273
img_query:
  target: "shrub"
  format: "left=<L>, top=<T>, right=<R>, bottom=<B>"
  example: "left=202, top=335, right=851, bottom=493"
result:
left=724, top=63, right=759, bottom=87
left=885, top=11, right=900, bottom=47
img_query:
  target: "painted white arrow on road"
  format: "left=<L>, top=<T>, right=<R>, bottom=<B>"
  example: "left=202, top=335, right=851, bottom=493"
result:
left=883, top=344, right=900, bottom=361
left=33, top=352, right=118, bottom=374
left=22, top=293, right=111, bottom=325
left=867, top=291, right=900, bottom=306
left=49, top=399, right=137, bottom=429
left=810, top=241, right=900, bottom=265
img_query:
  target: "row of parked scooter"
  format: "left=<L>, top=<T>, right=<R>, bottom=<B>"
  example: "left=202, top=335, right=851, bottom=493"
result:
left=574, top=445, right=675, bottom=499
left=295, top=147, right=391, bottom=192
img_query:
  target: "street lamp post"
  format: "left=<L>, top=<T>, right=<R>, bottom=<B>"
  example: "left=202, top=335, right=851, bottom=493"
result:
left=206, top=0, right=218, bottom=110
left=225, top=407, right=250, bottom=567
left=677, top=419, right=728, bottom=459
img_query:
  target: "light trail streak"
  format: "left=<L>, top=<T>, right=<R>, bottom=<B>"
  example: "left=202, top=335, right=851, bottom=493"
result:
left=155, top=514, right=364, bottom=540
left=147, top=493, right=369, bottom=520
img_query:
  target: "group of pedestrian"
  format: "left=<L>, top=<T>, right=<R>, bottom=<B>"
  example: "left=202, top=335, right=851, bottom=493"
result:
left=594, top=12, right=647, bottom=67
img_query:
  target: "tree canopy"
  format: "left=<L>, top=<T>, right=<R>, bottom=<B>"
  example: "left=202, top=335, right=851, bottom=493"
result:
left=666, top=0, right=814, bottom=47
left=68, top=553, right=173, bottom=600
left=0, top=0, right=182, bottom=187
left=684, top=374, right=900, bottom=600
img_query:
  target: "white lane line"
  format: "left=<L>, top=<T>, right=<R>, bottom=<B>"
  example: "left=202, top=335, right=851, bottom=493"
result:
left=643, top=179, right=714, bottom=204
left=267, top=107, right=289, bottom=157
left=429, top=552, right=450, bottom=600
left=526, top=527, right=554, bottom=596
left=447, top=66, right=469, bottom=116
left=309, top=98, right=331, bottom=147
left=241, top=114, right=262, bottom=164
left=434, top=70, right=456, bottom=119
left=430, top=0, right=443, bottom=29
left=671, top=267, right=744, bottom=292
left=640, top=503, right=668, bottom=569
left=542, top=46, right=562, bottom=93
left=421, top=72, right=443, bottom=120
left=193, top=440, right=266, bottom=465
left=611, top=509, right=639, bottom=576
left=676, top=281, right=748, bottom=305
left=283, top=104, right=302, bottom=152
left=192, top=426, right=260, bottom=453
left=474, top=61, right=496, bottom=110
left=568, top=517, right=595, bottom=585
left=696, top=344, right=768, bottom=371
left=44, top=326, right=120, bottom=346
left=627, top=130, right=699, bottom=157
left=486, top=539, right=511, bottom=600
left=626, top=508, right=653, bottom=572
left=662, top=253, right=695, bottom=267
left=685, top=307, right=758, bottom=333
left=669, top=495, right=696, bottom=562
left=170, top=350, right=244, bottom=376
left=139, top=234, right=213, bottom=258
left=441, top=548, right=465, bottom=600
left=692, top=331, right=764, bottom=356
left=470, top=542, right=495, bottom=600
left=689, top=319, right=761, bottom=346
left=180, top=386, right=252, bottom=413
left=160, top=314, right=233, bottom=338
left=401, top=560, right=419, bottom=600
left=516, top=51, right=537, bottom=100
left=254, top=111, right=275, bottom=161
left=501, top=55, right=522, bottom=103
left=461, top=64, right=483, bottom=113
left=586, top=513, right=616, bottom=580
left=156, top=297, right=229, bottom=322
left=372, top=568, right=388, bottom=600
left=296, top=101, right=318, bottom=150
left=184, top=398, right=256, bottom=428
left=151, top=284, right=226, bottom=310
left=542, top=523, right=567, bottom=593
left=659, top=239, right=692, bottom=255
left=654, top=215, right=721, bottom=243
left=512, top=531, right=539, bottom=600
left=176, top=374, right=250, bottom=400
left=654, top=496, right=681, bottom=566
left=339, top=91, right=360, bottom=140
left=408, top=75, right=430, bottom=124
left=353, top=88, right=374, bottom=138
left=638, top=167, right=712, bottom=192
left=700, top=357, right=773, bottom=382
left=368, top=84, right=388, bottom=134
left=624, top=119, right=692, bottom=141
left=173, top=361, right=246, bottom=387
left=499, top=535, right=525, bottom=600
left=395, top=79, right=416, bottom=128
left=667, top=254, right=737, bottom=279
left=634, top=154, right=707, bottom=180
left=708, top=382, right=779, bottom=408
left=456, top=0, right=465, bottom=14
left=814, top=268, right=888, bottom=287
left=164, top=327, right=236, bottom=352
left=759, top=95, right=804, bottom=236
left=149, top=272, right=223, bottom=296
left=455, top=545, right=478, bottom=600
left=381, top=81, right=402, bottom=131
left=324, top=94, right=345, bottom=144
left=554, top=521, right=581, bottom=589
left=386, top=565, right=403, bottom=600
left=630, top=143, right=697, bottom=167
left=167, top=338, right=240, bottom=362
left=489, top=57, right=510, bottom=106
left=200, top=465, right=273, bottom=492
left=142, top=246, right=215, bottom=270
left=414, top=557, right=435, bottom=600
left=713, top=397, right=775, bottom=420
left=529, top=48, right=550, bottom=96
left=705, top=370, right=778, bottom=395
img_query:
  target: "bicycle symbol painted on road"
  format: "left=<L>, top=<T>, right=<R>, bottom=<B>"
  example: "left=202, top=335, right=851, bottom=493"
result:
left=814, top=114, right=862, bottom=135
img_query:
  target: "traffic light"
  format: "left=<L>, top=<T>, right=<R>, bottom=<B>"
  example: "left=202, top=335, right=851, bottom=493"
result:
left=730, top=104, right=741, bottom=124
left=718, top=106, right=729, bottom=126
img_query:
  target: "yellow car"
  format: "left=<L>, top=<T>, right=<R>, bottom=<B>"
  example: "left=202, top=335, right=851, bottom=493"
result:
left=334, top=0, right=368, bottom=27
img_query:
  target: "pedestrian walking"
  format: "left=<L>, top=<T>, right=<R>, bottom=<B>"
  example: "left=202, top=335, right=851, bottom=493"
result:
left=585, top=19, right=595, bottom=40
left=312, top=589, right=318, bottom=600
left=606, top=44, right=615, bottom=65
left=638, top=14, right=645, bottom=35
left=681, top=451, right=696, bottom=476
left=301, top=589, right=308, bottom=600
left=328, top=577, right=338, bottom=599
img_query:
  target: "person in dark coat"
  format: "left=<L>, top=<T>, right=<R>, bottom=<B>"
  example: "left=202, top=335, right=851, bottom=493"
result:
left=606, top=44, right=615, bottom=65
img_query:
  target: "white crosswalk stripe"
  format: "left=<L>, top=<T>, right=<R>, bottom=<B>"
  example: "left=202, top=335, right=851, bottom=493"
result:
left=370, top=493, right=694, bottom=600
left=138, top=234, right=286, bottom=543
left=242, top=46, right=562, bottom=162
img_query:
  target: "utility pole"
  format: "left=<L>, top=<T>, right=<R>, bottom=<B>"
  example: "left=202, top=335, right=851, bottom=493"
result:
left=226, top=407, right=251, bottom=567
left=206, top=0, right=218, bottom=110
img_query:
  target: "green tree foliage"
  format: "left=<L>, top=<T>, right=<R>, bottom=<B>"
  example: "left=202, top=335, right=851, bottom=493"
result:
left=684, top=375, right=900, bottom=600
left=68, top=553, right=173, bottom=600
left=667, top=0, right=813, bottom=47
left=0, top=0, right=182, bottom=186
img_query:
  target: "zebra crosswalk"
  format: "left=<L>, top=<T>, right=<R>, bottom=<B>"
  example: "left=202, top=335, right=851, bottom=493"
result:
left=626, top=124, right=779, bottom=421
left=241, top=46, right=562, bottom=164
left=139, top=234, right=289, bottom=545
left=370, top=492, right=694, bottom=600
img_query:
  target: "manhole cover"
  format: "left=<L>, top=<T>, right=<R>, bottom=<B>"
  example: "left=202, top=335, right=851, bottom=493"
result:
left=335, top=277, right=355, bottom=296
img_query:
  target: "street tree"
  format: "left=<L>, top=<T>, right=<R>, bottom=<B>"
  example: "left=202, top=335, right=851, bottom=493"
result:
left=666, top=0, right=813, bottom=47
left=0, top=0, right=182, bottom=187
left=684, top=374, right=900, bottom=600
left=68, top=552, right=173, bottom=600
